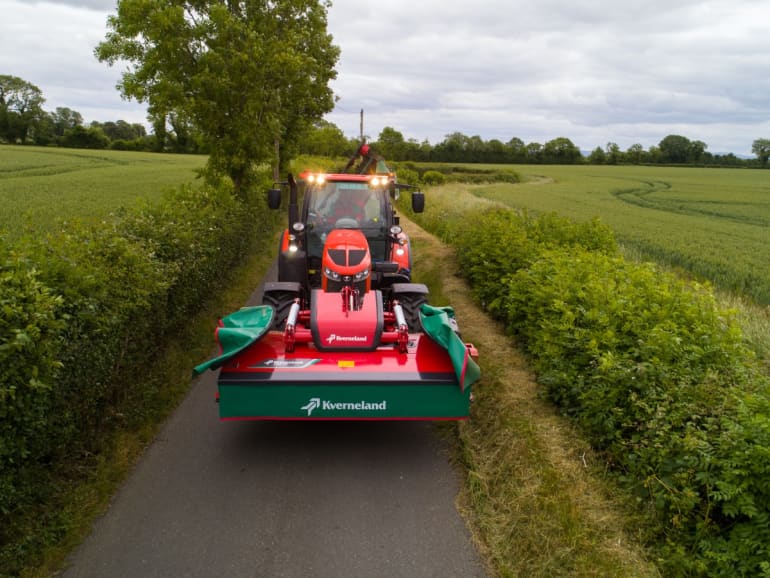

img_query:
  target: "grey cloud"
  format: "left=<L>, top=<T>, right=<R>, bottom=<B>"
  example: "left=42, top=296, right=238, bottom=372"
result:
left=1, top=0, right=768, bottom=154
left=327, top=0, right=770, bottom=153
left=28, top=0, right=115, bottom=10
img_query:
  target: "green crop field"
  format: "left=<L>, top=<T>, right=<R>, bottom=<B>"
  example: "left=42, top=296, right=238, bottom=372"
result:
left=0, top=145, right=207, bottom=240
left=468, top=164, right=770, bottom=305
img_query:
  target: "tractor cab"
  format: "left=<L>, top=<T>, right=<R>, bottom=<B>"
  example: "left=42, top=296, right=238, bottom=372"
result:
left=267, top=170, right=425, bottom=303
left=304, top=174, right=389, bottom=263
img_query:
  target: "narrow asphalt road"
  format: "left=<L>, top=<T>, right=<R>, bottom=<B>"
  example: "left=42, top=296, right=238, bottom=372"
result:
left=60, top=266, right=486, bottom=578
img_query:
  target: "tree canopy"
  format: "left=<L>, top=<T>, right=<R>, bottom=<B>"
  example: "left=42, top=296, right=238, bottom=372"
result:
left=95, top=0, right=340, bottom=195
left=752, top=138, right=770, bottom=166
left=0, top=75, right=46, bottom=143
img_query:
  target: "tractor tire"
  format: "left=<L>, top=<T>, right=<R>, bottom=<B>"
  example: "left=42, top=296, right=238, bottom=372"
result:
left=392, top=283, right=429, bottom=333
left=262, top=282, right=301, bottom=330
left=399, top=292, right=427, bottom=332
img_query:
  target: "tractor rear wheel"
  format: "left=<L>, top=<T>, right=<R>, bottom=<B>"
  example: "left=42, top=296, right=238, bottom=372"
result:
left=392, top=283, right=430, bottom=333
left=262, top=282, right=301, bottom=330
left=399, top=292, right=427, bottom=332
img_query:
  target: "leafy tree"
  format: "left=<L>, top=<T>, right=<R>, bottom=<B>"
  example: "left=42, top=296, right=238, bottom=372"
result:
left=166, top=112, right=201, bottom=153
left=32, top=112, right=56, bottom=145
left=486, top=139, right=508, bottom=163
left=752, top=138, right=770, bottom=166
left=95, top=119, right=145, bottom=142
left=507, top=137, right=525, bottom=150
left=506, top=137, right=526, bottom=163
left=61, top=125, right=110, bottom=149
left=299, top=119, right=348, bottom=157
left=626, top=143, right=644, bottom=164
left=466, top=135, right=486, bottom=162
left=150, top=114, right=168, bottom=153
left=714, top=152, right=742, bottom=167
left=0, top=75, right=46, bottom=143
left=376, top=126, right=406, bottom=160
left=400, top=138, right=432, bottom=162
left=435, top=132, right=470, bottom=162
left=51, top=107, right=83, bottom=137
left=647, top=145, right=662, bottom=164
left=543, top=137, right=581, bottom=164
left=658, top=134, right=692, bottom=163
left=95, top=0, right=339, bottom=196
left=588, top=146, right=606, bottom=164
left=605, top=142, right=621, bottom=164
left=689, top=139, right=707, bottom=163
left=525, top=142, right=543, bottom=162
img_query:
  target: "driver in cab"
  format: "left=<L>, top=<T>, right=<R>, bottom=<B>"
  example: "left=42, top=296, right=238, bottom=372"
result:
left=332, top=188, right=380, bottom=226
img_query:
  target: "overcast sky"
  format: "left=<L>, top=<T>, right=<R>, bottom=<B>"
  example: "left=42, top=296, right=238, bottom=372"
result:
left=1, top=0, right=769, bottom=155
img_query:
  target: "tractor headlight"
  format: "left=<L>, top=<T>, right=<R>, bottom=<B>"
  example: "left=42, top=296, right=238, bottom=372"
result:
left=370, top=176, right=390, bottom=187
left=353, top=268, right=370, bottom=282
left=324, top=267, right=341, bottom=281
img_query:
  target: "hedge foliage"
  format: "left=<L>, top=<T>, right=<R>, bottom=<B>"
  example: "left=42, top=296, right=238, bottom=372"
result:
left=415, top=203, right=770, bottom=576
left=0, top=179, right=275, bottom=569
left=392, top=162, right=520, bottom=186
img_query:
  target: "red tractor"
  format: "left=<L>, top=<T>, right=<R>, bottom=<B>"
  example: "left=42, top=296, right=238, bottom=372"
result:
left=263, top=162, right=428, bottom=332
left=194, top=148, right=479, bottom=420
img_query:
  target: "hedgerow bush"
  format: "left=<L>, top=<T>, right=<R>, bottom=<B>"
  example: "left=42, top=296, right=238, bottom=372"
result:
left=500, top=248, right=770, bottom=575
left=454, top=208, right=617, bottom=314
left=421, top=170, right=446, bottom=186
left=118, top=184, right=257, bottom=327
left=397, top=164, right=519, bottom=185
left=0, top=253, right=64, bottom=516
left=0, top=178, right=276, bottom=571
left=392, top=166, right=421, bottom=188
left=414, top=201, right=770, bottom=575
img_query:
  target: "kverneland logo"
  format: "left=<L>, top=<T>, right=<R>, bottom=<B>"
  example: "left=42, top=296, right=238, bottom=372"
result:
left=325, top=333, right=368, bottom=344
left=300, top=397, right=387, bottom=416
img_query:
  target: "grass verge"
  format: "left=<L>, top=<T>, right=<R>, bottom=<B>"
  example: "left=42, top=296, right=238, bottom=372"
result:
left=403, top=216, right=660, bottom=577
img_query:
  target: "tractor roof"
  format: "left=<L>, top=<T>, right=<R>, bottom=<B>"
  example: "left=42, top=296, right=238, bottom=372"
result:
left=300, top=172, right=395, bottom=185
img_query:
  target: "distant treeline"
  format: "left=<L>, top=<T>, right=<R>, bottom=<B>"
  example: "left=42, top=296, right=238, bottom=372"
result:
left=0, top=74, right=203, bottom=153
left=301, top=121, right=770, bottom=168
left=3, top=74, right=769, bottom=166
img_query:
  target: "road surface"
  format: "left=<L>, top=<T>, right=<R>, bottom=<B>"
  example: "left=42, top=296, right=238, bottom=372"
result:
left=61, top=276, right=486, bottom=578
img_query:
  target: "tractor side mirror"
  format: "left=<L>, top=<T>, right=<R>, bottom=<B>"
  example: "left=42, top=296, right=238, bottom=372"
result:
left=411, top=191, right=425, bottom=213
left=267, top=188, right=281, bottom=210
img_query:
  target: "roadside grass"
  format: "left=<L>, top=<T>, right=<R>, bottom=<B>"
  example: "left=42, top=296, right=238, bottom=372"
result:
left=27, top=232, right=280, bottom=578
left=713, top=292, right=770, bottom=371
left=0, top=145, right=207, bottom=240
left=404, top=216, right=659, bottom=577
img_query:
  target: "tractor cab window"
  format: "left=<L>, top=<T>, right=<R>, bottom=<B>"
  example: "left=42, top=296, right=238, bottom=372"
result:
left=306, top=181, right=388, bottom=260
left=308, top=181, right=383, bottom=226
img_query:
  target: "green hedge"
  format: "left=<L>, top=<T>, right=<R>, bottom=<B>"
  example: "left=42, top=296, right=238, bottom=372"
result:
left=414, top=203, right=770, bottom=576
left=0, top=256, right=65, bottom=514
left=0, top=179, right=275, bottom=570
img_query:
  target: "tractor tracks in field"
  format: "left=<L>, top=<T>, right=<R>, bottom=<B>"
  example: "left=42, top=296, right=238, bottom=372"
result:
left=611, top=179, right=768, bottom=227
